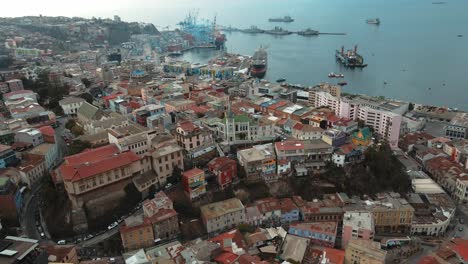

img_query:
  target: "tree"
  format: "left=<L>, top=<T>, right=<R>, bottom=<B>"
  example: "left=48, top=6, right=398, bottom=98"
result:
left=68, top=140, right=91, bottom=155
left=237, top=223, right=255, bottom=233
left=79, top=93, right=93, bottom=104
left=71, top=125, right=84, bottom=136
left=65, top=119, right=76, bottom=130
left=81, top=78, right=92, bottom=88
left=408, top=102, right=414, bottom=111
left=357, top=118, right=365, bottom=129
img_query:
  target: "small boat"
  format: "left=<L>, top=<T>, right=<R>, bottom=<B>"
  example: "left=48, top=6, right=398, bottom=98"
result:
left=457, top=34, right=463, bottom=37
left=328, top=72, right=344, bottom=78
left=366, top=18, right=380, bottom=25
left=338, top=81, right=347, bottom=86
left=276, top=78, right=286, bottom=83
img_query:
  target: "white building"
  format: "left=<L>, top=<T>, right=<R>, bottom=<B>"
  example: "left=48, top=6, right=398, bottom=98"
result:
left=15, top=128, right=43, bottom=146
left=309, top=90, right=406, bottom=148
left=200, top=198, right=245, bottom=234
left=59, top=97, right=86, bottom=116
left=456, top=177, right=468, bottom=203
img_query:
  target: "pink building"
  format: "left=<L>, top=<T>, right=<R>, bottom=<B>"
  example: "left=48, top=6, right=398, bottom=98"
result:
left=6, top=79, right=24, bottom=92
left=342, top=211, right=375, bottom=249
left=165, top=99, right=195, bottom=113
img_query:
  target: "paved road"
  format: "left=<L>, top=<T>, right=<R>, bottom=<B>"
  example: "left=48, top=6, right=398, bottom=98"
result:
left=79, top=207, right=143, bottom=247
left=21, top=184, right=43, bottom=239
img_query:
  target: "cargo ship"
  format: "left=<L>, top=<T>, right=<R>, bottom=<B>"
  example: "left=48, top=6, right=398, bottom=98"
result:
left=269, top=16, right=294, bottom=22
left=335, top=46, right=367, bottom=68
left=250, top=47, right=268, bottom=78
left=265, top=27, right=292, bottom=35
left=298, top=28, right=319, bottom=36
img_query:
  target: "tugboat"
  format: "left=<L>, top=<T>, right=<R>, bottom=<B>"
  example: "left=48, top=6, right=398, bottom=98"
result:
left=243, top=26, right=265, bottom=34
left=268, top=16, right=294, bottom=22
left=250, top=47, right=268, bottom=79
left=366, top=18, right=380, bottom=25
left=298, top=28, right=319, bottom=36
left=336, top=46, right=368, bottom=68
left=265, top=27, right=292, bottom=35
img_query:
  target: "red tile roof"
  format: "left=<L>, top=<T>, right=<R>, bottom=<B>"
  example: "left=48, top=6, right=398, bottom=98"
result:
left=119, top=217, right=152, bottom=234
left=255, top=197, right=281, bottom=214
left=279, top=198, right=299, bottom=213
left=178, top=121, right=197, bottom=133
left=275, top=140, right=304, bottom=151
left=417, top=256, right=440, bottom=264
left=208, top=157, right=236, bottom=171
left=210, top=229, right=247, bottom=252
left=293, top=123, right=304, bottom=130
left=214, top=252, right=238, bottom=264
left=323, top=247, right=345, bottom=264
left=146, top=208, right=177, bottom=224
left=61, top=145, right=140, bottom=182
left=449, top=238, right=468, bottom=261
left=42, top=245, right=76, bottom=262
left=267, top=100, right=289, bottom=110
left=290, top=222, right=338, bottom=236
left=64, top=144, right=119, bottom=164
left=237, top=254, right=269, bottom=264
left=183, top=168, right=204, bottom=179
left=38, top=125, right=55, bottom=137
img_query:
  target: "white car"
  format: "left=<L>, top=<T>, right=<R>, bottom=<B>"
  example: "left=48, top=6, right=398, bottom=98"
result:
left=107, top=222, right=118, bottom=230
left=57, top=240, right=66, bottom=245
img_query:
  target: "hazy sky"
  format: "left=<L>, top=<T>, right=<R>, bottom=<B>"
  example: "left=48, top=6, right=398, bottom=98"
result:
left=0, top=0, right=268, bottom=27
left=0, top=0, right=207, bottom=21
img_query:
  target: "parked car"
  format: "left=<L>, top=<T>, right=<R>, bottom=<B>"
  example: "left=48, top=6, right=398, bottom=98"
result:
left=458, top=226, right=464, bottom=232
left=40, top=233, right=45, bottom=238
left=107, top=222, right=118, bottom=230
left=57, top=240, right=66, bottom=245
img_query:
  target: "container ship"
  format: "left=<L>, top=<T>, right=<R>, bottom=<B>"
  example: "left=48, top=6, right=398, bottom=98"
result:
left=269, top=16, right=294, bottom=22
left=335, top=46, right=367, bottom=68
left=250, top=47, right=268, bottom=78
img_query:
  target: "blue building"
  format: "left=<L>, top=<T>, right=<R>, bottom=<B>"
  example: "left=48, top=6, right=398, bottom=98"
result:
left=280, top=198, right=300, bottom=224
left=0, top=144, right=19, bottom=168
left=288, top=222, right=337, bottom=247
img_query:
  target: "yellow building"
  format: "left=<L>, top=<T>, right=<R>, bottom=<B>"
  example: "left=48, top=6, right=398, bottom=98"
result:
left=120, top=215, right=155, bottom=251
left=345, top=239, right=387, bottom=264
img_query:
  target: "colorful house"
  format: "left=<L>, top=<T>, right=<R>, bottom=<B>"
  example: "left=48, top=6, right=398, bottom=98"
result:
left=351, top=127, right=372, bottom=147
left=182, top=168, right=207, bottom=200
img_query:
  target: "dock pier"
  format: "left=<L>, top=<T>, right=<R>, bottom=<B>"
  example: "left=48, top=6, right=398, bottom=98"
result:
left=220, top=26, right=346, bottom=36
